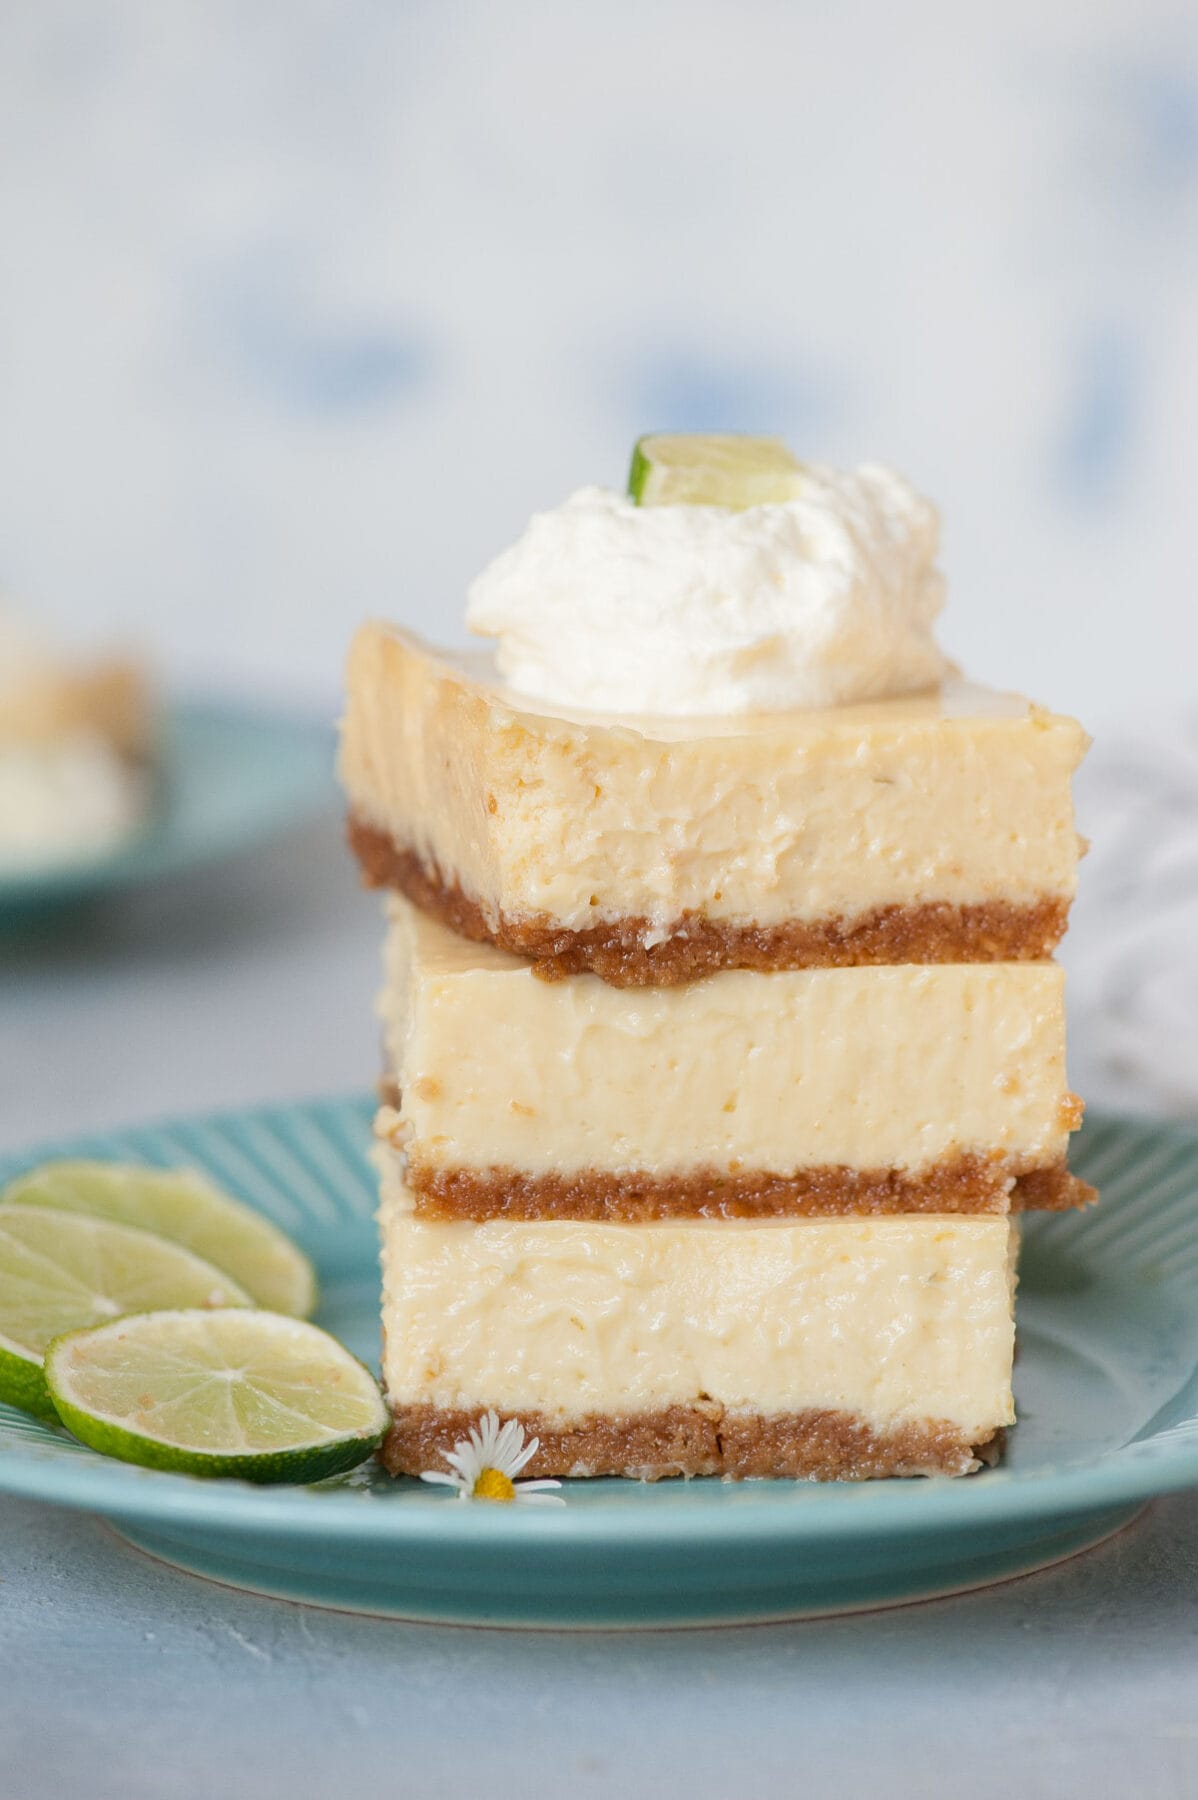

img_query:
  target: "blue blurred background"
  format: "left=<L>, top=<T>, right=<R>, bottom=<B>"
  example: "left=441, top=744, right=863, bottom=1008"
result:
left=1, top=1, right=1195, bottom=726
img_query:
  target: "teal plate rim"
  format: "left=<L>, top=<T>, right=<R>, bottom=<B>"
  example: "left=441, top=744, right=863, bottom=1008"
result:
left=0, top=1095, right=1195, bottom=1552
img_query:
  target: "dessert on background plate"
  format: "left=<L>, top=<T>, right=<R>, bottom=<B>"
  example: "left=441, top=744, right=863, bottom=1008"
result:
left=0, top=600, right=154, bottom=872
left=341, top=433, right=1092, bottom=1484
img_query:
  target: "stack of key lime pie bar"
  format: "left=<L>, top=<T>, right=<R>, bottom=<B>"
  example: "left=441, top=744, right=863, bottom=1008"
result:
left=340, top=436, right=1093, bottom=1482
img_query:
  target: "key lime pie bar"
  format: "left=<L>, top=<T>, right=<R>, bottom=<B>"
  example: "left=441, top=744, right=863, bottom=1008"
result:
left=0, top=601, right=153, bottom=871
left=343, top=626, right=1082, bottom=985
left=377, top=1194, right=1020, bottom=1480
left=343, top=436, right=1092, bottom=1481
left=376, top=895, right=1086, bottom=1219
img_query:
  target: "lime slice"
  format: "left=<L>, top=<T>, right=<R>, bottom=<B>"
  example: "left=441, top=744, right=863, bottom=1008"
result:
left=628, top=433, right=805, bottom=508
left=0, top=1207, right=251, bottom=1419
left=3, top=1161, right=317, bottom=1318
left=45, top=1310, right=389, bottom=1483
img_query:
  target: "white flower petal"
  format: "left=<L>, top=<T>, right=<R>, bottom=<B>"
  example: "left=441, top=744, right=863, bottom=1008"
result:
left=494, top=1418, right=525, bottom=1467
left=425, top=1416, right=562, bottom=1504
left=476, top=1412, right=503, bottom=1459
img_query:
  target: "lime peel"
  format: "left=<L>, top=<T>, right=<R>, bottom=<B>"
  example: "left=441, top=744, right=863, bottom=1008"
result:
left=628, top=433, right=805, bottom=509
left=0, top=1338, right=57, bottom=1420
left=45, top=1309, right=389, bottom=1484
left=0, top=1205, right=251, bottom=1419
left=2, top=1160, right=317, bottom=1318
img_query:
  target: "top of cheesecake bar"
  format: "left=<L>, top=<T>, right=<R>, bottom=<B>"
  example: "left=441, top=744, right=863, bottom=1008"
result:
left=372, top=625, right=1037, bottom=741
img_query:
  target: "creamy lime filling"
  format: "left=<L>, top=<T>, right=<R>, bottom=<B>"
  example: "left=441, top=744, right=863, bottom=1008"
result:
left=378, top=1162, right=1018, bottom=1435
left=340, top=626, right=1088, bottom=934
left=379, top=896, right=1074, bottom=1178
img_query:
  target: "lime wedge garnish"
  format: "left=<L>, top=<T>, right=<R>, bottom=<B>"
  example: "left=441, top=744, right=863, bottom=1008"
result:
left=3, top=1161, right=317, bottom=1318
left=45, top=1310, right=388, bottom=1483
left=0, top=1206, right=251, bottom=1418
left=628, top=433, right=805, bottom=508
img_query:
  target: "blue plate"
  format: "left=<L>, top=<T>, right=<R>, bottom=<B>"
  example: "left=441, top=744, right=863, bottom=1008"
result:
left=0, top=1099, right=1195, bottom=1626
left=0, top=702, right=334, bottom=917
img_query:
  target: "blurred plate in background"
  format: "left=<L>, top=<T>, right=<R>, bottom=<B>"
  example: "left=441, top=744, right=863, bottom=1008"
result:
left=0, top=702, right=335, bottom=919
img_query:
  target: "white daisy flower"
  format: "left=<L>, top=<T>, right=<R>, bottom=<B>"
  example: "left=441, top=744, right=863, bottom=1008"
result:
left=420, top=1411, right=564, bottom=1504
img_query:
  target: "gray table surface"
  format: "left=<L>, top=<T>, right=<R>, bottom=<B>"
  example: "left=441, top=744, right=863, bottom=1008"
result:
left=3, top=809, right=1197, bottom=1800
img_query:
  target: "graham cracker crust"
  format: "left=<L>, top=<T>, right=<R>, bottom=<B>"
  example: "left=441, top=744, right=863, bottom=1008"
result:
left=395, top=1149, right=1094, bottom=1222
left=383, top=1402, right=1005, bottom=1481
left=348, top=817, right=1070, bottom=985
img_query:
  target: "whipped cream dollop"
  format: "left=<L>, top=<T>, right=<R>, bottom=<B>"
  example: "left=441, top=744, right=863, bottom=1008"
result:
left=466, top=464, right=950, bottom=715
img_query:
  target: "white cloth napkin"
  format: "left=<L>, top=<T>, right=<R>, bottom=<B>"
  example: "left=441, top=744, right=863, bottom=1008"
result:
left=1063, top=719, right=1198, bottom=1117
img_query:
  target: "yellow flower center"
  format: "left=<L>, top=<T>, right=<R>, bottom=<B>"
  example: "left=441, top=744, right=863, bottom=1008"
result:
left=472, top=1466, right=516, bottom=1502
